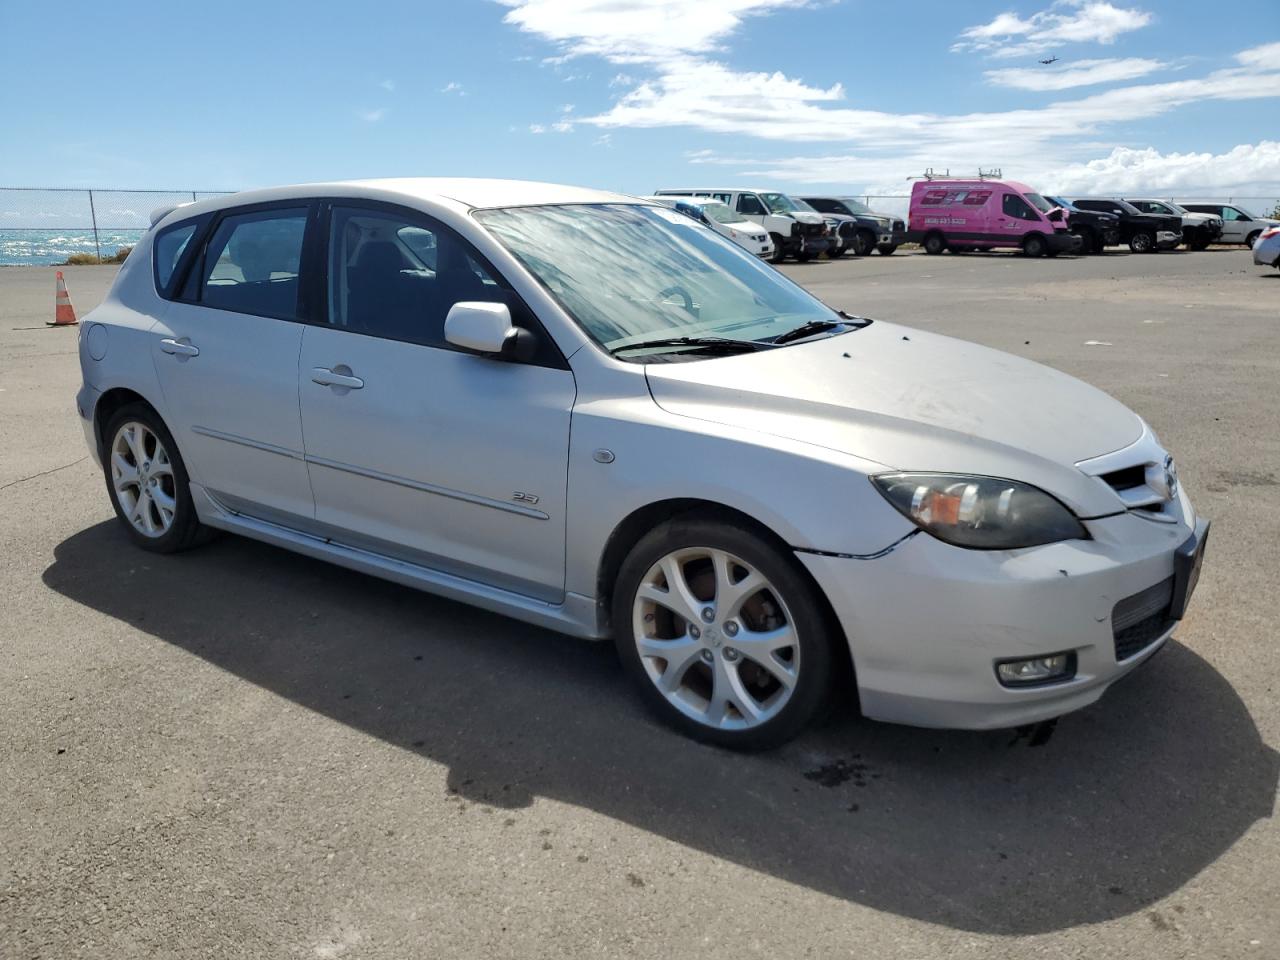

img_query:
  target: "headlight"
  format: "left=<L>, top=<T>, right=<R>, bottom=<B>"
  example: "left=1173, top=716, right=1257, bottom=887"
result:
left=871, top=474, right=1087, bottom=549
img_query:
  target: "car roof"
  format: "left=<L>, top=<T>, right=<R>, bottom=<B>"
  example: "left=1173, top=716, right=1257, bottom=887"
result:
left=177, top=178, right=639, bottom=215
left=657, top=187, right=787, bottom=194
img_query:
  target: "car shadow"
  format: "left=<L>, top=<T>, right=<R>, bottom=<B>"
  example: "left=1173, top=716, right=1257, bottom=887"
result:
left=43, top=521, right=1278, bottom=936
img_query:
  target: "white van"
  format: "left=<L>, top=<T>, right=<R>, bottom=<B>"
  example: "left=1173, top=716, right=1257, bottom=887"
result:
left=654, top=188, right=832, bottom=263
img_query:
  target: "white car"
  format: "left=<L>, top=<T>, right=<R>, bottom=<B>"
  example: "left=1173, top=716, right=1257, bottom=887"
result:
left=642, top=195, right=774, bottom=258
left=1180, top=202, right=1280, bottom=247
left=75, top=178, right=1208, bottom=749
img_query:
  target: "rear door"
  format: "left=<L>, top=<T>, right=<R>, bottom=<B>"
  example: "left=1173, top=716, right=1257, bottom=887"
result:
left=150, top=203, right=315, bottom=523
left=297, top=202, right=576, bottom=602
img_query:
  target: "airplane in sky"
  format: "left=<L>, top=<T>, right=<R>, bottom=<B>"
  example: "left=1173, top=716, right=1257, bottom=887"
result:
left=1039, top=56, right=1060, bottom=64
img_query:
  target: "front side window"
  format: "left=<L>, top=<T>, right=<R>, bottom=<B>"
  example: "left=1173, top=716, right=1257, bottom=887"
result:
left=1002, top=193, right=1039, bottom=221
left=326, top=206, right=502, bottom=348
left=199, top=208, right=307, bottom=319
left=736, top=194, right=766, bottom=216
left=154, top=220, right=199, bottom=294
left=475, top=203, right=840, bottom=358
left=1223, top=206, right=1249, bottom=221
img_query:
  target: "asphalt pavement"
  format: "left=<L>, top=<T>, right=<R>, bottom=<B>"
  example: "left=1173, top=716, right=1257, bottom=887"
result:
left=1, top=248, right=1277, bottom=958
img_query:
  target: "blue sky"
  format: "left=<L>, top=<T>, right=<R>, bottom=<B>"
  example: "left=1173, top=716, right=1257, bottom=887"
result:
left=1, top=0, right=1277, bottom=200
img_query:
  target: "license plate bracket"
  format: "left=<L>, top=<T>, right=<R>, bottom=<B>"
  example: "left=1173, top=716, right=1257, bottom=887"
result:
left=1170, top=519, right=1210, bottom=621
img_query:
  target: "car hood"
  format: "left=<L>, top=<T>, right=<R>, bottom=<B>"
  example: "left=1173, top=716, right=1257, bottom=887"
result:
left=645, top=321, right=1143, bottom=516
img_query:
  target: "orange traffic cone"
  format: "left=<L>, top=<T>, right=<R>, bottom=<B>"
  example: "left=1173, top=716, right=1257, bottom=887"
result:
left=50, top=270, right=79, bottom=327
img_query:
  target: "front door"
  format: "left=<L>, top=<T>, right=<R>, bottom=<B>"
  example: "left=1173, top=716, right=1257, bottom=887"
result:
left=1220, top=206, right=1248, bottom=243
left=150, top=204, right=315, bottom=523
left=297, top=203, right=576, bottom=602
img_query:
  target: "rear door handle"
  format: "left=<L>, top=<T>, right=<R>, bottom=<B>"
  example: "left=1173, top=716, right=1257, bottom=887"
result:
left=160, top=338, right=199, bottom=358
left=311, top=366, right=364, bottom=390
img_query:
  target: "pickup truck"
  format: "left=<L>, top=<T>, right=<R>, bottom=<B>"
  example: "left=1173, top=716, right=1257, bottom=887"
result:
left=1069, top=198, right=1182, bottom=253
left=1044, top=195, right=1121, bottom=254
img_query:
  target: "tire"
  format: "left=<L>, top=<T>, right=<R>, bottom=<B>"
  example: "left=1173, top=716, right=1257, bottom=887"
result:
left=922, top=232, right=946, bottom=255
left=101, top=403, right=209, bottom=553
left=612, top=518, right=836, bottom=750
left=796, top=250, right=814, bottom=262
left=876, top=244, right=897, bottom=255
left=1190, top=239, right=1211, bottom=251
left=1246, top=231, right=1262, bottom=248
left=1129, top=231, right=1155, bottom=253
left=852, top=230, right=876, bottom=257
left=1022, top=234, right=1047, bottom=258
left=768, top=235, right=786, bottom=264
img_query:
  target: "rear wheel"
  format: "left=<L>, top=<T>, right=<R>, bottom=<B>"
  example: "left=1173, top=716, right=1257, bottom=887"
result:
left=1022, top=234, right=1047, bottom=258
left=1246, top=230, right=1262, bottom=248
left=102, top=403, right=208, bottom=553
left=1129, top=231, right=1156, bottom=253
left=826, top=241, right=846, bottom=259
left=922, top=232, right=946, bottom=255
left=613, top=519, right=835, bottom=750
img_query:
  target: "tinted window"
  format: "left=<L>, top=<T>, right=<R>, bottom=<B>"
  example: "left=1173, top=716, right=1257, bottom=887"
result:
left=1002, top=193, right=1039, bottom=221
left=327, top=206, right=507, bottom=350
left=736, top=194, right=765, bottom=216
left=1223, top=207, right=1248, bottom=221
left=199, top=208, right=307, bottom=319
left=805, top=198, right=837, bottom=213
left=154, top=221, right=198, bottom=293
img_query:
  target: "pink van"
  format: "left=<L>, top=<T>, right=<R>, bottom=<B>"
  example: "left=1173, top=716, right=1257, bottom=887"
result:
left=906, top=178, right=1077, bottom=257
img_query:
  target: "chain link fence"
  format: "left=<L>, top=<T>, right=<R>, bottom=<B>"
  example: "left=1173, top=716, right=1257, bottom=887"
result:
left=0, top=187, right=233, bottom=265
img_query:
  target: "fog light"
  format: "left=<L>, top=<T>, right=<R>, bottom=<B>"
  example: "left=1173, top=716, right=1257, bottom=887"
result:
left=996, top=652, right=1076, bottom=687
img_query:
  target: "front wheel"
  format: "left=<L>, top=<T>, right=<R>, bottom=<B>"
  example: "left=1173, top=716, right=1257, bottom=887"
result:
left=852, top=230, right=876, bottom=257
left=876, top=244, right=897, bottom=255
left=1022, top=234, right=1047, bottom=258
left=102, top=403, right=209, bottom=553
left=613, top=519, right=835, bottom=750
left=825, top=242, right=846, bottom=259
left=768, top=235, right=787, bottom=264
left=1129, top=231, right=1155, bottom=253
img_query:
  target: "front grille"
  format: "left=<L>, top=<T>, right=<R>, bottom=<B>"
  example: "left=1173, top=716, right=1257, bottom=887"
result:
left=1101, top=464, right=1146, bottom=491
left=1112, top=576, right=1174, bottom=660
left=798, top=221, right=826, bottom=237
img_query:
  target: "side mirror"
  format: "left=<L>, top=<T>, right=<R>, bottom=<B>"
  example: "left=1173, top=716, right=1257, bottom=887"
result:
left=444, top=301, right=535, bottom=361
left=1047, top=208, right=1064, bottom=223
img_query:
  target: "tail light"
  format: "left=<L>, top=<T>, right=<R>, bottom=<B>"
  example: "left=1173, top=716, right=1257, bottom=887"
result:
left=1260, top=226, right=1280, bottom=240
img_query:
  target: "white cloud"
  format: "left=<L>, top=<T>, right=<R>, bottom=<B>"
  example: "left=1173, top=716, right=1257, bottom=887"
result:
left=985, top=57, right=1165, bottom=91
left=440, top=81, right=465, bottom=95
left=379, top=78, right=396, bottom=92
left=529, top=123, right=547, bottom=133
left=954, top=1, right=1153, bottom=58
left=594, top=133, right=614, bottom=147
left=358, top=107, right=388, bottom=123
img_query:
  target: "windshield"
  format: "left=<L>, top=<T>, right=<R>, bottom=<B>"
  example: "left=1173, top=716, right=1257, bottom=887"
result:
left=1025, top=192, right=1054, bottom=214
left=759, top=192, right=801, bottom=215
left=838, top=197, right=874, bottom=215
left=700, top=201, right=742, bottom=225
left=475, top=203, right=839, bottom=357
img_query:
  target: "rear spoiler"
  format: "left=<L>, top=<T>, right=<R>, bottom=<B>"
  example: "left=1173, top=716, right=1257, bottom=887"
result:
left=149, top=201, right=195, bottom=227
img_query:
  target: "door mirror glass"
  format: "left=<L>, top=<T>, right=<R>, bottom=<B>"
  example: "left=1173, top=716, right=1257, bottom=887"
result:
left=445, top=301, right=522, bottom=357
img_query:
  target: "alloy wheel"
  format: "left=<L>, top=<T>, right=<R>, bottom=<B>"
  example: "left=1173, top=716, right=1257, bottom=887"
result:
left=631, top=547, right=800, bottom=731
left=110, top=421, right=176, bottom=538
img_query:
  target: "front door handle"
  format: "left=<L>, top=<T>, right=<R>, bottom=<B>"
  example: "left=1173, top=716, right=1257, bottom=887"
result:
left=311, top=366, right=364, bottom=390
left=160, top=338, right=200, bottom=358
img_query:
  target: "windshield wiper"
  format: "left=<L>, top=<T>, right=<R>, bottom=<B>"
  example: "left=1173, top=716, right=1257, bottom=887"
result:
left=611, top=336, right=773, bottom=357
left=768, top=319, right=846, bottom=345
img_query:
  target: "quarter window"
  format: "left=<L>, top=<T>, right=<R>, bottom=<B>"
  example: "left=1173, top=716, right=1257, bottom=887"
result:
left=326, top=206, right=503, bottom=349
left=153, top=221, right=199, bottom=293
left=198, top=208, right=308, bottom=319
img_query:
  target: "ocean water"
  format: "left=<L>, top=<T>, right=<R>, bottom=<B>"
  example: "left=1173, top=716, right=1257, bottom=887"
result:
left=0, top=229, right=147, bottom=266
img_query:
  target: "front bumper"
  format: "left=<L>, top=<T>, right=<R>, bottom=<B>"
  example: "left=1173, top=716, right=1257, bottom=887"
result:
left=1157, top=231, right=1182, bottom=249
left=1046, top=232, right=1079, bottom=254
left=798, top=505, right=1206, bottom=730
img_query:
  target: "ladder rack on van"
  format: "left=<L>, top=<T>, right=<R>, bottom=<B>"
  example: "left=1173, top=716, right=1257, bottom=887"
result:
left=909, top=168, right=1004, bottom=181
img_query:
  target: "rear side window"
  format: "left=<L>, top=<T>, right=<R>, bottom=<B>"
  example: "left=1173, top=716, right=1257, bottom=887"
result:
left=198, top=208, right=308, bottom=320
left=1002, top=193, right=1039, bottom=221
left=153, top=220, right=199, bottom=295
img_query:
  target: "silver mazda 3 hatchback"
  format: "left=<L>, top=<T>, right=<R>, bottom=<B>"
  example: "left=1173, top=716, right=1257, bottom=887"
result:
left=76, top=179, right=1208, bottom=749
